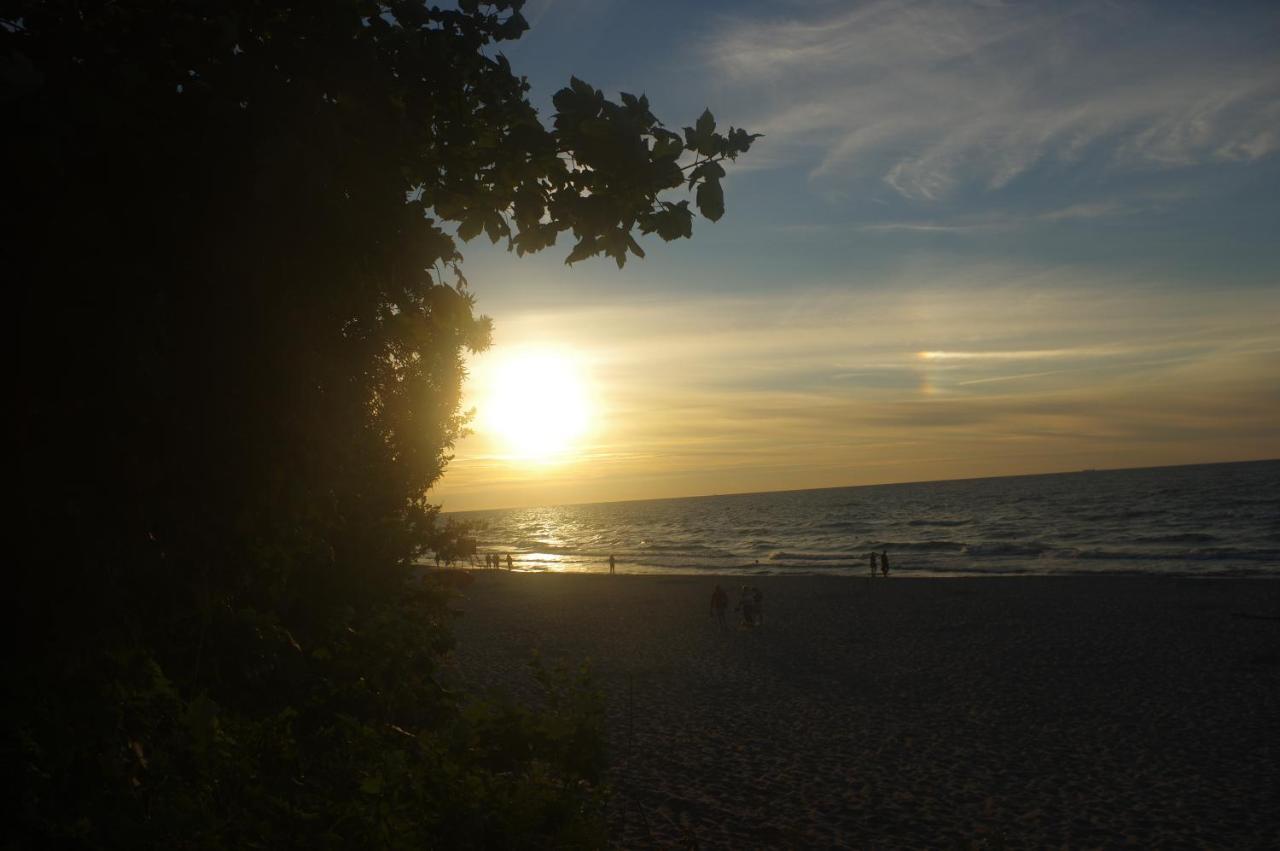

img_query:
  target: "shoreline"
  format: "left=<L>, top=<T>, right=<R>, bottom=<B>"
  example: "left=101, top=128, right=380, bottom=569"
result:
left=447, top=572, right=1280, bottom=847
left=436, top=565, right=1280, bottom=579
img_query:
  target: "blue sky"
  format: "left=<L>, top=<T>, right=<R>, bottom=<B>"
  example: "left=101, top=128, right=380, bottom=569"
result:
left=434, top=0, right=1280, bottom=510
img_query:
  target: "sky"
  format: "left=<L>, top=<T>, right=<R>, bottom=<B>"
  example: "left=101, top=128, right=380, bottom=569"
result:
left=432, top=0, right=1280, bottom=511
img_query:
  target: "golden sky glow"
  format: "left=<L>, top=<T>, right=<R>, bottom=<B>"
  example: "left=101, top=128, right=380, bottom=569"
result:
left=435, top=265, right=1280, bottom=511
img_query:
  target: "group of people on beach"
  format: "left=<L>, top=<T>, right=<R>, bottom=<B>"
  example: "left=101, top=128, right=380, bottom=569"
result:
left=869, top=550, right=891, bottom=577
left=482, top=552, right=514, bottom=570
left=710, top=583, right=763, bottom=629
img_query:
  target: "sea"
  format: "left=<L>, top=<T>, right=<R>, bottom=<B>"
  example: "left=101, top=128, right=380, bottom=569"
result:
left=450, top=460, right=1280, bottom=577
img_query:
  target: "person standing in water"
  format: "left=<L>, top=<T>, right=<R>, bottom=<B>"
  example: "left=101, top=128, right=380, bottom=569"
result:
left=506, top=553, right=514, bottom=570
left=608, top=554, right=616, bottom=575
left=880, top=550, right=890, bottom=577
left=869, top=551, right=878, bottom=577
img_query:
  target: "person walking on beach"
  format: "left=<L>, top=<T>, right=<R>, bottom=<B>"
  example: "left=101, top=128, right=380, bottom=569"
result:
left=608, top=554, right=616, bottom=575
left=869, top=551, right=878, bottom=577
left=710, top=584, right=728, bottom=629
left=506, top=553, right=514, bottom=570
left=880, top=550, right=890, bottom=577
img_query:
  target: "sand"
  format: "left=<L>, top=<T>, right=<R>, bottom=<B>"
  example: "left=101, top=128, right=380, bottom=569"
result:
left=445, top=573, right=1280, bottom=848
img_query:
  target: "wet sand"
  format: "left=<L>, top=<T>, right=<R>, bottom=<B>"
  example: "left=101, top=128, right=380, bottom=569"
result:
left=446, top=573, right=1280, bottom=848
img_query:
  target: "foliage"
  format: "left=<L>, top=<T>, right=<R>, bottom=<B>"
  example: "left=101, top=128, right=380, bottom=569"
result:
left=4, top=0, right=752, bottom=846
left=12, top=582, right=607, bottom=849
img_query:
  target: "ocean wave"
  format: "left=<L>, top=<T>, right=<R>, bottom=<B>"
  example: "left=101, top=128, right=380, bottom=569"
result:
left=907, top=518, right=972, bottom=527
left=1217, top=497, right=1280, bottom=508
left=813, top=520, right=867, bottom=532
left=1186, top=547, right=1280, bottom=561
left=513, top=538, right=574, bottom=554
left=963, top=542, right=1050, bottom=557
left=1071, top=547, right=1280, bottom=562
left=1077, top=508, right=1165, bottom=522
left=871, top=540, right=968, bottom=552
left=638, top=541, right=736, bottom=557
left=1131, top=533, right=1219, bottom=545
left=768, top=551, right=860, bottom=562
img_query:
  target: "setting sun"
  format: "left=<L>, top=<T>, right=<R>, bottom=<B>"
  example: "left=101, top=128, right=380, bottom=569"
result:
left=481, top=348, right=593, bottom=461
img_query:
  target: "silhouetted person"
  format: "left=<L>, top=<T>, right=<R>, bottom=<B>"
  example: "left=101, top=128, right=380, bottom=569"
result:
left=869, top=551, right=878, bottom=577
left=506, top=553, right=514, bottom=570
left=880, top=550, right=890, bottom=578
left=710, top=584, right=728, bottom=629
left=608, top=554, right=616, bottom=575
left=737, top=586, right=754, bottom=627
left=752, top=586, right=764, bottom=626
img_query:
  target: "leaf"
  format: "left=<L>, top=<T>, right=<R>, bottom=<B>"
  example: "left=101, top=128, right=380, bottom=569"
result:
left=696, top=176, right=724, bottom=222
left=482, top=213, right=507, bottom=244
left=686, top=160, right=726, bottom=190
left=569, top=76, right=596, bottom=101
left=564, top=236, right=597, bottom=265
left=457, top=217, right=483, bottom=242
left=694, top=108, right=715, bottom=140
left=514, top=223, right=558, bottom=256
left=640, top=201, right=693, bottom=241
left=652, top=135, right=682, bottom=160
left=496, top=10, right=528, bottom=40
left=579, top=118, right=612, bottom=139
left=728, top=127, right=764, bottom=157
left=684, top=108, right=720, bottom=156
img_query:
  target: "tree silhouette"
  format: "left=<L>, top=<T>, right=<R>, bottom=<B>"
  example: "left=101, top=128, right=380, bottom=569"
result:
left=5, top=2, right=755, bottom=845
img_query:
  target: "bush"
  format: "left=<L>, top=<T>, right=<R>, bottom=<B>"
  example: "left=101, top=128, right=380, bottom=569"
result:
left=10, top=577, right=606, bottom=849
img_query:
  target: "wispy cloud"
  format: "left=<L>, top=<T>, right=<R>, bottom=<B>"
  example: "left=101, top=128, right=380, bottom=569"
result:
left=784, top=190, right=1189, bottom=235
left=706, top=0, right=1280, bottom=200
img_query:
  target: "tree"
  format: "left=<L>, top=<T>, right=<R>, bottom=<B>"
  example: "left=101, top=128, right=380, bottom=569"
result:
left=4, top=1, right=755, bottom=845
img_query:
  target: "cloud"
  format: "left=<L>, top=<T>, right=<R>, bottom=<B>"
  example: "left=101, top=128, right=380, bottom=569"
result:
left=846, top=192, right=1184, bottom=234
left=705, top=0, right=1280, bottom=200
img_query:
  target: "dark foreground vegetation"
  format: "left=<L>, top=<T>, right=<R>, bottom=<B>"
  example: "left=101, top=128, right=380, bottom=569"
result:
left=5, top=2, right=753, bottom=846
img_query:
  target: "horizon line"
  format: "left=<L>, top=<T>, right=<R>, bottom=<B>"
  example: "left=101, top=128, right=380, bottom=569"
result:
left=443, top=455, right=1279, bottom=515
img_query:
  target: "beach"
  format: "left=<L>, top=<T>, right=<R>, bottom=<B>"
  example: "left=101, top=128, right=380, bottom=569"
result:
left=446, top=573, right=1280, bottom=848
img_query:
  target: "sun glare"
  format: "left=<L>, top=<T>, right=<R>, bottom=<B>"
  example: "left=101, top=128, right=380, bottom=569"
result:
left=481, top=349, right=593, bottom=461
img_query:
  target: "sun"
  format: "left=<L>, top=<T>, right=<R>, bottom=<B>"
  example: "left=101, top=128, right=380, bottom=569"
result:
left=480, top=348, right=593, bottom=461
